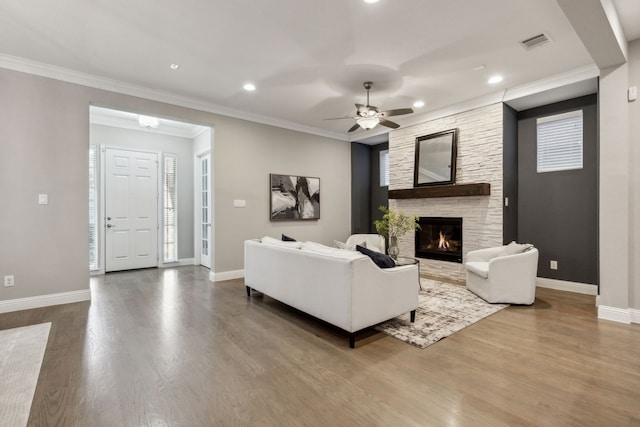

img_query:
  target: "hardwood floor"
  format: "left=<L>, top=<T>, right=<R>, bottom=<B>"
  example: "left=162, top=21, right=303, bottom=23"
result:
left=1, top=266, right=639, bottom=426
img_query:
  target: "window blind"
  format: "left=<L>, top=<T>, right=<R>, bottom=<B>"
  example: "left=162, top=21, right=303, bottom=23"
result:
left=163, top=154, right=178, bottom=262
left=537, top=110, right=583, bottom=173
left=89, top=145, right=98, bottom=270
left=380, top=149, right=389, bottom=186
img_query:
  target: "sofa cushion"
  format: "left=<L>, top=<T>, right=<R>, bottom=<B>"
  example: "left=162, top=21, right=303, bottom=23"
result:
left=302, top=241, right=365, bottom=260
left=356, top=245, right=395, bottom=269
left=465, top=261, right=489, bottom=279
left=281, top=234, right=296, bottom=242
left=261, top=236, right=303, bottom=249
left=498, top=241, right=533, bottom=257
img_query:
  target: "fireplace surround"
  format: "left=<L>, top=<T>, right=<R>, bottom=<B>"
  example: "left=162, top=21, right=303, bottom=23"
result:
left=415, top=217, right=463, bottom=263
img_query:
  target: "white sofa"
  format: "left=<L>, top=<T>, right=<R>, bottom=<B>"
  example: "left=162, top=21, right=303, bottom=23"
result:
left=465, top=244, right=539, bottom=305
left=244, top=238, right=419, bottom=348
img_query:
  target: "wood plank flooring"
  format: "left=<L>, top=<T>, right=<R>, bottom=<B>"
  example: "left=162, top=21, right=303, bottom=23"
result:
left=1, top=266, right=638, bottom=426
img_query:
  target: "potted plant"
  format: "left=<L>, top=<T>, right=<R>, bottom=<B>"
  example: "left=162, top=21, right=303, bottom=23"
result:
left=374, top=206, right=420, bottom=259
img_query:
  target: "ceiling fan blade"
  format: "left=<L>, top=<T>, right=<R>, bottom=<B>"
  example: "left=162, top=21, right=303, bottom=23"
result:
left=380, top=108, right=413, bottom=117
left=324, top=116, right=354, bottom=120
left=379, top=118, right=400, bottom=129
left=348, top=123, right=361, bottom=132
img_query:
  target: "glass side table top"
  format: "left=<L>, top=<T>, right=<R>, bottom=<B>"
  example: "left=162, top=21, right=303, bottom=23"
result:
left=394, top=256, right=419, bottom=266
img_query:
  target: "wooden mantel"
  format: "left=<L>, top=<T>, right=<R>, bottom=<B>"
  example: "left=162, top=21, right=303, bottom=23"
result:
left=388, top=183, right=491, bottom=199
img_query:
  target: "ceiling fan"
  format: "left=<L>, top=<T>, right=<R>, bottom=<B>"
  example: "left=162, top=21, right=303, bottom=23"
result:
left=328, top=81, right=414, bottom=132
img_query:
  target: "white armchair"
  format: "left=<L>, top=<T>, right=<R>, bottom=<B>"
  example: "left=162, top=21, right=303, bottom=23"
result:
left=345, top=234, right=386, bottom=254
left=465, top=244, right=539, bottom=305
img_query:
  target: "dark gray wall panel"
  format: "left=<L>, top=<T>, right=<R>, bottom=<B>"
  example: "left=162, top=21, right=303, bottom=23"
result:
left=517, top=95, right=598, bottom=284
left=351, top=143, right=372, bottom=234
left=503, top=104, right=519, bottom=244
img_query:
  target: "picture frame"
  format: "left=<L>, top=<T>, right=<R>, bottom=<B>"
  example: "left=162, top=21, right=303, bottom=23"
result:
left=414, top=128, right=458, bottom=187
left=270, top=174, right=320, bottom=220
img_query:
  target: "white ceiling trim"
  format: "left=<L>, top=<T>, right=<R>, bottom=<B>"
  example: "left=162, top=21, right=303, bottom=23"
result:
left=0, top=53, right=349, bottom=142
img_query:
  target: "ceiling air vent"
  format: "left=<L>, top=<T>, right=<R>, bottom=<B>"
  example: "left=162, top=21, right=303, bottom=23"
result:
left=520, top=33, right=551, bottom=50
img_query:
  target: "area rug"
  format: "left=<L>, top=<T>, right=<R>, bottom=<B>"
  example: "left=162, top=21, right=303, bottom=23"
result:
left=375, top=279, right=507, bottom=349
left=0, top=323, right=51, bottom=426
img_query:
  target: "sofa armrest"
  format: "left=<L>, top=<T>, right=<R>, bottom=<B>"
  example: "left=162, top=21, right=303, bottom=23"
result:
left=488, top=248, right=539, bottom=283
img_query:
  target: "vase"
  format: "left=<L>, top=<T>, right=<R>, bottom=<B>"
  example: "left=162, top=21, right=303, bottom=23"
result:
left=388, top=235, right=400, bottom=260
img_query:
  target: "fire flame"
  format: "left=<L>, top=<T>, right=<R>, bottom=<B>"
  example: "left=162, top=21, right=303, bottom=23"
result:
left=438, top=230, right=450, bottom=251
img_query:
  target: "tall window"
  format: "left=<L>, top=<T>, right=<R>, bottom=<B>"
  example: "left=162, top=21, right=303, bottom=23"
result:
left=89, top=145, right=98, bottom=270
left=380, top=149, right=389, bottom=186
left=537, top=110, right=583, bottom=173
left=163, top=154, right=178, bottom=262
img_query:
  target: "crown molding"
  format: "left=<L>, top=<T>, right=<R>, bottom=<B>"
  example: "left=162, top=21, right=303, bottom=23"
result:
left=0, top=53, right=349, bottom=142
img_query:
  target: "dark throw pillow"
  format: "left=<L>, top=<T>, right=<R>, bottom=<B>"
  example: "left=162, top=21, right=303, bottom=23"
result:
left=281, top=234, right=296, bottom=242
left=356, top=244, right=396, bottom=269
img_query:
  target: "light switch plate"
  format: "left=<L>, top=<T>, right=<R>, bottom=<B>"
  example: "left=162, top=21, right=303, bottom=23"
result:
left=629, top=86, right=637, bottom=102
left=38, top=194, right=48, bottom=205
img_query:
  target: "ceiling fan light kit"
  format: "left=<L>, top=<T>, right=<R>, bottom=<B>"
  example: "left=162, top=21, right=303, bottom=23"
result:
left=327, top=81, right=414, bottom=132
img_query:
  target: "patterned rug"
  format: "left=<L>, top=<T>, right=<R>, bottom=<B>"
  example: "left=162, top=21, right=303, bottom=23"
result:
left=375, top=279, right=507, bottom=349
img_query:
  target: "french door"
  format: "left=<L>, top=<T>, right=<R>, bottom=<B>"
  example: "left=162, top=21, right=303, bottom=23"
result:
left=199, top=153, right=212, bottom=269
left=105, top=148, right=159, bottom=272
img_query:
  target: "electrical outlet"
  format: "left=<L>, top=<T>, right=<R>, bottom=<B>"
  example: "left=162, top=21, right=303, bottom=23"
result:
left=4, top=275, right=15, bottom=287
left=550, top=260, right=558, bottom=270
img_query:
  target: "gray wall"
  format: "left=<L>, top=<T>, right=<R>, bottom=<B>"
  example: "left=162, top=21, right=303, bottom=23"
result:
left=0, top=67, right=350, bottom=301
left=517, top=95, right=598, bottom=285
left=90, top=124, right=195, bottom=260
left=503, top=105, right=518, bottom=244
left=351, top=143, right=371, bottom=234
left=370, top=143, right=389, bottom=232
left=350, top=142, right=389, bottom=235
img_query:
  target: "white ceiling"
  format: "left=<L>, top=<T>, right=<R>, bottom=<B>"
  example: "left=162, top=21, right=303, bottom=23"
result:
left=0, top=0, right=637, bottom=141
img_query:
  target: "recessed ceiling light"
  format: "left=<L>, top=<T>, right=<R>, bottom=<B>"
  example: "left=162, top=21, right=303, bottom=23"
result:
left=170, top=63, right=180, bottom=70
left=488, top=75, right=503, bottom=84
left=413, top=100, right=425, bottom=108
left=363, top=0, right=380, bottom=3
left=243, top=83, right=256, bottom=91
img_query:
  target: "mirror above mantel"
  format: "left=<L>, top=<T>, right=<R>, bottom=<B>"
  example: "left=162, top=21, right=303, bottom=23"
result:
left=414, top=128, right=458, bottom=187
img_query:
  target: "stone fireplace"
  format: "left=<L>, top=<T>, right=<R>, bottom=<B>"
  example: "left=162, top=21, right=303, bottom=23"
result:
left=388, top=103, right=504, bottom=282
left=415, top=217, right=463, bottom=263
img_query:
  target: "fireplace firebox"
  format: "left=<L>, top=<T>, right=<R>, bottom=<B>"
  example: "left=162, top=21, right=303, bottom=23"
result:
left=415, top=217, right=463, bottom=263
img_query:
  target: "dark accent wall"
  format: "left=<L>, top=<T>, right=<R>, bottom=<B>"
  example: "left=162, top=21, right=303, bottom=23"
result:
left=517, top=94, right=598, bottom=284
left=351, top=143, right=371, bottom=234
left=351, top=142, right=389, bottom=234
left=503, top=104, right=519, bottom=244
left=369, top=142, right=389, bottom=232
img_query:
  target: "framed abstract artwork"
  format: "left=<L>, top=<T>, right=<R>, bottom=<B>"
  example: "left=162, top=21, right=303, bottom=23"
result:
left=270, top=174, right=320, bottom=220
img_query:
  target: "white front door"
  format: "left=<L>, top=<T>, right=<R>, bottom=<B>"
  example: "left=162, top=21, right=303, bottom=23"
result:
left=105, top=148, right=159, bottom=272
left=199, top=153, right=211, bottom=269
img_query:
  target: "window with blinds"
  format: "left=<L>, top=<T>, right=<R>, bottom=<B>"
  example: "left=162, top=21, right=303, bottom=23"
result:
left=89, top=145, right=98, bottom=270
left=163, top=154, right=178, bottom=263
left=537, top=110, right=583, bottom=173
left=380, top=149, right=389, bottom=186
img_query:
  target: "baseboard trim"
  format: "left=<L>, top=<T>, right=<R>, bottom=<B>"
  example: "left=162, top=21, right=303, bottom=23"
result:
left=160, top=258, right=196, bottom=268
left=630, top=309, right=640, bottom=324
left=210, top=269, right=244, bottom=282
left=536, top=277, right=597, bottom=295
left=0, top=289, right=92, bottom=314
left=598, top=305, right=632, bottom=324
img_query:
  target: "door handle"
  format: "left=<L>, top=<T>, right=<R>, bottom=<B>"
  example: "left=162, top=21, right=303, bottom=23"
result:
left=107, top=224, right=115, bottom=228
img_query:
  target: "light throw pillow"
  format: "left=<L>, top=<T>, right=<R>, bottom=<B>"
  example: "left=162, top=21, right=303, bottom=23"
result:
left=302, top=241, right=365, bottom=260
left=356, top=245, right=396, bottom=269
left=498, top=241, right=533, bottom=257
left=333, top=240, right=366, bottom=251
left=261, top=236, right=303, bottom=249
